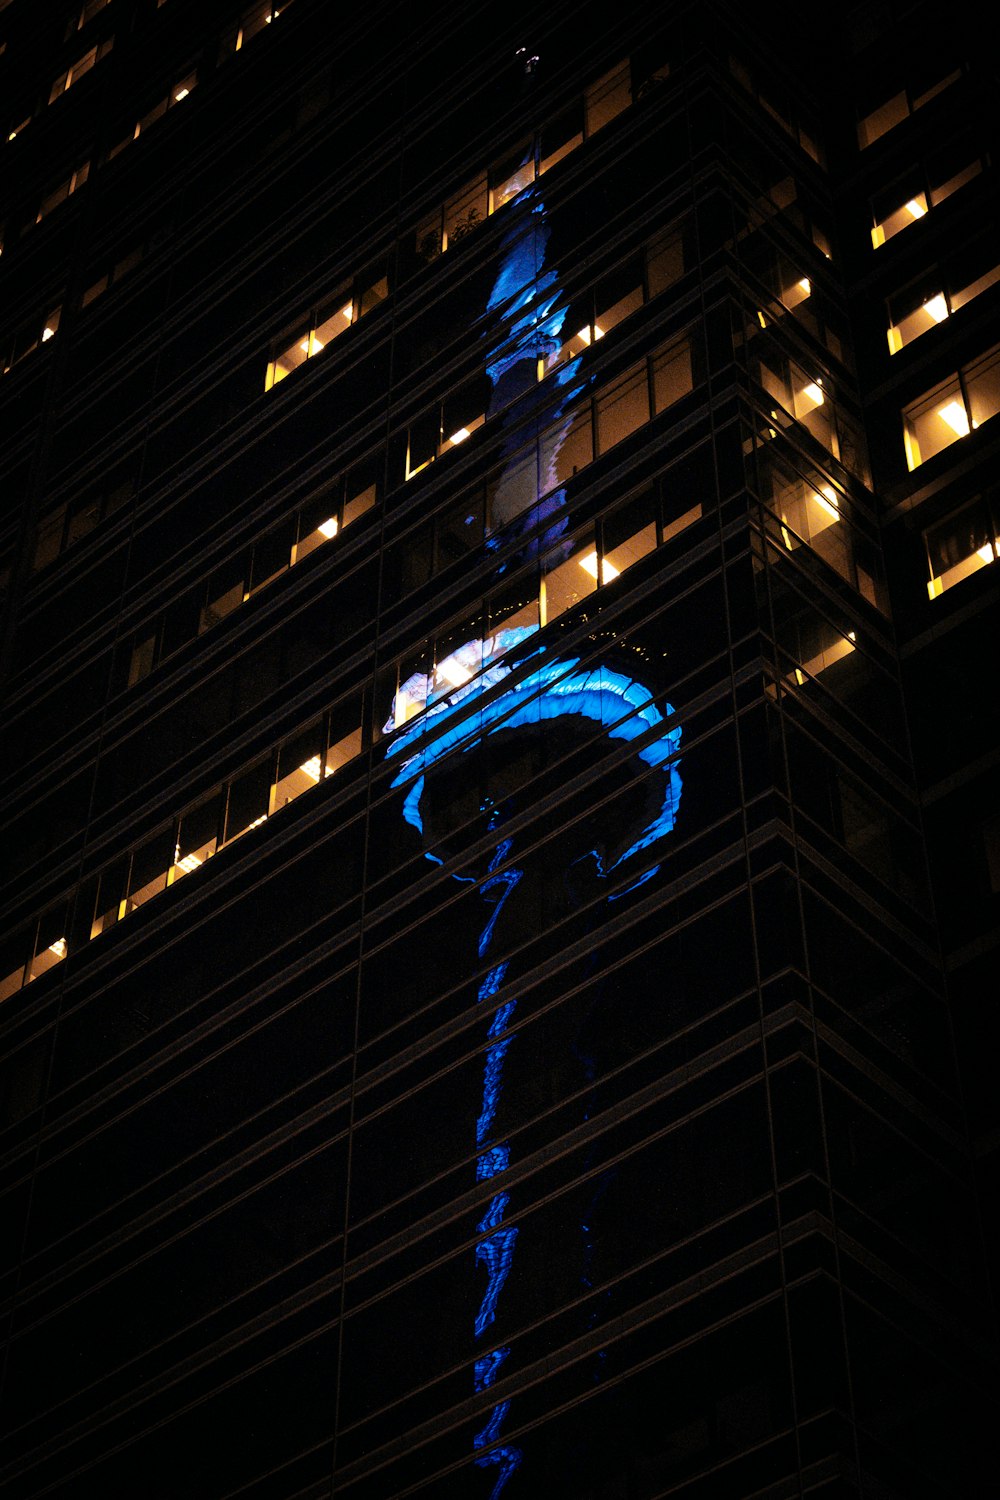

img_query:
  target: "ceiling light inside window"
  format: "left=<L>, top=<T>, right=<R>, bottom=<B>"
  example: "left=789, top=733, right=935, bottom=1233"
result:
left=938, top=400, right=970, bottom=436
left=317, top=517, right=338, bottom=539
left=802, top=381, right=824, bottom=406
left=924, top=293, right=948, bottom=322
left=580, top=551, right=620, bottom=582
left=905, top=197, right=926, bottom=219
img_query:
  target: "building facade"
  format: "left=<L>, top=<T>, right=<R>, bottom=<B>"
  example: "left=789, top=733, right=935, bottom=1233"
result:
left=0, top=0, right=997, bottom=1494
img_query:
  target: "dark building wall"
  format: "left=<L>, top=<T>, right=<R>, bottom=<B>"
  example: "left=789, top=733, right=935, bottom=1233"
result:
left=0, top=1, right=996, bottom=1495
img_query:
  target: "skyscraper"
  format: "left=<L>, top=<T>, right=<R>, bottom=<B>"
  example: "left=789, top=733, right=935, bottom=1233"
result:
left=1, top=0, right=997, bottom=1494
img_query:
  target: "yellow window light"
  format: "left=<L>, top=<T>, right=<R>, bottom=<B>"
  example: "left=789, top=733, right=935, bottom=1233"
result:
left=938, top=400, right=970, bottom=436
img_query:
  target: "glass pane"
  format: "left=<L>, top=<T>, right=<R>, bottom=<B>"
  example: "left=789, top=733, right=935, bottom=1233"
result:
left=903, top=375, right=966, bottom=470
left=595, top=363, right=648, bottom=453
left=126, top=827, right=174, bottom=910
left=173, top=791, right=221, bottom=879
left=272, top=721, right=323, bottom=811
left=249, top=519, right=295, bottom=594
left=489, top=141, right=534, bottom=212
left=443, top=174, right=487, bottom=248
left=858, top=91, right=907, bottom=148
left=358, top=271, right=389, bottom=318
left=646, top=227, right=685, bottom=297
left=0, top=928, right=30, bottom=1002
left=539, top=404, right=592, bottom=492
left=29, top=907, right=68, bottom=982
left=539, top=103, right=583, bottom=176
left=224, top=760, right=271, bottom=843
left=652, top=338, right=693, bottom=412
left=542, top=529, right=597, bottom=623
left=295, top=486, right=341, bottom=562
left=964, top=345, right=1000, bottom=432
left=485, top=447, right=537, bottom=532
left=871, top=192, right=927, bottom=248
left=326, top=694, right=364, bottom=776
left=312, top=291, right=354, bottom=351
left=268, top=325, right=311, bottom=386
left=925, top=498, right=997, bottom=597
left=91, top=855, right=130, bottom=938
left=32, top=507, right=67, bottom=572
left=128, top=633, right=157, bottom=688
left=585, top=61, right=631, bottom=135
left=200, top=559, right=247, bottom=631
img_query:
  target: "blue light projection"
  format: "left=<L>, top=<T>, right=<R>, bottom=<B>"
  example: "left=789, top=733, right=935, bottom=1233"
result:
left=383, top=182, right=683, bottom=1497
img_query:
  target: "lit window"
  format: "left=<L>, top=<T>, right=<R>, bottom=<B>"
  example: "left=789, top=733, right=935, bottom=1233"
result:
left=585, top=60, right=631, bottom=135
left=67, top=0, right=110, bottom=32
left=220, top=1, right=287, bottom=57
left=3, top=306, right=59, bottom=376
left=903, top=344, right=1000, bottom=469
left=7, top=115, right=30, bottom=142
left=857, top=68, right=962, bottom=148
left=489, top=140, right=535, bottom=213
left=36, top=162, right=89, bottom=223
left=49, top=39, right=113, bottom=103
left=265, top=267, right=386, bottom=390
left=171, top=793, right=221, bottom=881
left=871, top=191, right=927, bottom=249
left=925, top=495, right=999, bottom=599
left=108, top=70, right=196, bottom=156
left=27, top=910, right=68, bottom=983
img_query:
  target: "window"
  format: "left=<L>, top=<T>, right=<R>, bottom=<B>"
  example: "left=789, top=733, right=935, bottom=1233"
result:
left=107, top=70, right=197, bottom=158
left=888, top=262, right=1000, bottom=354
left=2, top=305, right=60, bottom=377
left=585, top=60, right=631, bottom=135
left=412, top=59, right=633, bottom=266
left=35, top=161, right=89, bottom=223
left=30, top=472, right=132, bottom=570
left=81, top=244, right=144, bottom=308
left=65, top=0, right=109, bottom=34
left=857, top=66, right=962, bottom=148
left=379, top=485, right=689, bottom=740
left=729, top=55, right=824, bottom=163
left=7, top=114, right=30, bottom=142
left=48, top=37, right=112, bottom=103
left=924, top=494, right=1000, bottom=598
left=903, top=342, right=1000, bottom=470
left=125, top=461, right=377, bottom=685
left=265, top=263, right=388, bottom=389
left=220, top=0, right=289, bottom=56
left=871, top=146, right=983, bottom=248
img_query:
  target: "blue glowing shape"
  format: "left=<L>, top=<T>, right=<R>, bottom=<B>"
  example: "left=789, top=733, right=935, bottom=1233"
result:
left=485, top=191, right=566, bottom=386
left=478, top=867, right=523, bottom=957
left=474, top=1443, right=522, bottom=1500
left=478, top=962, right=509, bottom=1001
left=475, top=1346, right=511, bottom=1392
left=475, top=1224, right=519, bottom=1337
left=385, top=637, right=682, bottom=887
left=477, top=1144, right=511, bottom=1182
left=477, top=1037, right=514, bottom=1146
left=475, top=1401, right=512, bottom=1448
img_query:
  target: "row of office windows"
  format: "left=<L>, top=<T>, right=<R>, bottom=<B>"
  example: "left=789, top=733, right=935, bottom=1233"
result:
left=870, top=142, right=984, bottom=249
left=755, top=344, right=868, bottom=483
left=857, top=65, right=963, bottom=149
left=727, top=54, right=823, bottom=165
left=48, top=32, right=113, bottom=105
left=264, top=56, right=651, bottom=391
left=924, top=490, right=1000, bottom=600
left=6, top=0, right=285, bottom=146
left=1, top=304, right=60, bottom=378
left=754, top=444, right=886, bottom=612
left=125, top=465, right=377, bottom=688
left=0, top=465, right=697, bottom=1006
left=125, top=324, right=691, bottom=695
left=886, top=254, right=1000, bottom=355
left=412, top=60, right=638, bottom=270
left=377, top=483, right=701, bottom=733
left=902, top=340, right=1000, bottom=471
left=0, top=693, right=364, bottom=1006
left=30, top=474, right=135, bottom=572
